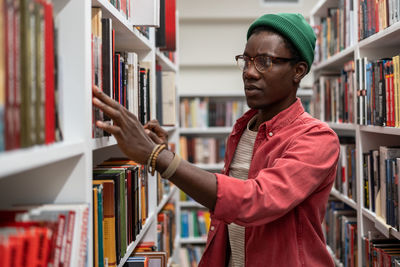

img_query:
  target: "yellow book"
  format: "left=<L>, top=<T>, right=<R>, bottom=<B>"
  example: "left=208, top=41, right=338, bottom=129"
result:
left=93, top=180, right=117, bottom=267
left=203, top=211, right=211, bottom=232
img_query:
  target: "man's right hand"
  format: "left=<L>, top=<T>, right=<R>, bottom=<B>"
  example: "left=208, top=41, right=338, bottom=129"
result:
left=144, top=119, right=168, bottom=146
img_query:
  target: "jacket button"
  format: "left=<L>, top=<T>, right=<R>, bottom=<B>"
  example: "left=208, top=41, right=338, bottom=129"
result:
left=268, top=132, right=273, bottom=137
left=210, top=226, right=215, bottom=231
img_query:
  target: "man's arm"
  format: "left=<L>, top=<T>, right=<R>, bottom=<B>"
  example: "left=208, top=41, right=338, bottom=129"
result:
left=92, top=86, right=217, bottom=210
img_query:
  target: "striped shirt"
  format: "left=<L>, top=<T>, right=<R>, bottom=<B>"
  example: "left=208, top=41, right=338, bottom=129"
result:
left=228, top=116, right=258, bottom=267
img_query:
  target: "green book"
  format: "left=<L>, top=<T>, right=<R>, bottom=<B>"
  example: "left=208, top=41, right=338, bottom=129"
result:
left=192, top=210, right=199, bottom=238
left=93, top=184, right=105, bottom=267
left=93, top=169, right=127, bottom=263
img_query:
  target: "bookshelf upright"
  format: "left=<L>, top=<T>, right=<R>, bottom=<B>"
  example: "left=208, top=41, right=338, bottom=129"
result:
left=310, top=0, right=400, bottom=265
left=0, top=0, right=179, bottom=266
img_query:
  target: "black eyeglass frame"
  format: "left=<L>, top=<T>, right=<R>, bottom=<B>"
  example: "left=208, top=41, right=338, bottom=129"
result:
left=235, top=54, right=298, bottom=73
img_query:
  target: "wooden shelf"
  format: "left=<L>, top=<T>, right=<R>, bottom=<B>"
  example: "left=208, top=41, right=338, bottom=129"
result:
left=313, top=45, right=355, bottom=72
left=0, top=141, right=86, bottom=178
left=92, top=0, right=152, bottom=51
left=179, top=201, right=206, bottom=209
left=156, top=49, right=178, bottom=72
left=330, top=188, right=357, bottom=210
left=359, top=125, right=400, bottom=136
left=180, top=127, right=232, bottom=134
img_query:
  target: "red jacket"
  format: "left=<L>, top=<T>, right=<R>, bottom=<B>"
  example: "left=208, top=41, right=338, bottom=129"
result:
left=199, top=99, right=340, bottom=267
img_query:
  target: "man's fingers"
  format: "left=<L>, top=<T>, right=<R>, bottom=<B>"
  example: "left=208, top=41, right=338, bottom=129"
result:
left=144, top=120, right=160, bottom=130
left=92, top=85, right=120, bottom=110
left=145, top=129, right=163, bottom=144
left=93, top=97, right=123, bottom=124
left=96, top=120, right=122, bottom=137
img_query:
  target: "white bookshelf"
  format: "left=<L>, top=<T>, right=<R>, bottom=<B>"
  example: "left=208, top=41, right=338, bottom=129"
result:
left=0, top=0, right=179, bottom=266
left=180, top=127, right=233, bottom=135
left=310, top=1, right=400, bottom=266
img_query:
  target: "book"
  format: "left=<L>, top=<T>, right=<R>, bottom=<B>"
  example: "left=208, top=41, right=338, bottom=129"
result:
left=0, top=0, right=5, bottom=151
left=92, top=7, right=104, bottom=138
left=101, top=18, right=113, bottom=135
left=43, top=0, right=55, bottom=144
left=378, top=146, right=400, bottom=222
left=93, top=170, right=126, bottom=264
left=161, top=71, right=176, bottom=126
left=134, top=251, right=167, bottom=267
left=93, top=179, right=117, bottom=267
left=123, top=256, right=148, bottom=267
left=160, top=0, right=176, bottom=52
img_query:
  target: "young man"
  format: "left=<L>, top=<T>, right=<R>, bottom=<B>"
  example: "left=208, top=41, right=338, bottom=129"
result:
left=93, top=13, right=339, bottom=267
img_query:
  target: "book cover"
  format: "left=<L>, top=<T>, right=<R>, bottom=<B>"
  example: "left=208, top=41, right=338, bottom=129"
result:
left=94, top=169, right=127, bottom=263
left=93, top=180, right=117, bottom=267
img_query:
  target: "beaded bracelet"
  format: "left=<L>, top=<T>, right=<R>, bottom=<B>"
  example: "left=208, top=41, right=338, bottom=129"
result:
left=147, top=144, right=162, bottom=168
left=147, top=144, right=167, bottom=175
left=161, top=153, right=182, bottom=179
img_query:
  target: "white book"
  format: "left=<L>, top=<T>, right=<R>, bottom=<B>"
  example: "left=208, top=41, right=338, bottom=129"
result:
left=127, top=52, right=138, bottom=116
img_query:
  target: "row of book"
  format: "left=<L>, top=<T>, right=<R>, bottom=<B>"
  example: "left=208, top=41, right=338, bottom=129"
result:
left=363, top=146, right=400, bottom=229
left=0, top=0, right=62, bottom=151
left=180, top=97, right=247, bottom=128
left=323, top=200, right=357, bottom=267
left=178, top=245, right=205, bottom=267
left=157, top=202, right=175, bottom=259
left=92, top=8, right=151, bottom=138
left=0, top=203, right=89, bottom=267
left=312, top=60, right=356, bottom=124
left=356, top=56, right=400, bottom=127
left=91, top=7, right=178, bottom=138
left=92, top=158, right=150, bottom=267
left=358, top=0, right=400, bottom=41
left=362, top=232, right=400, bottom=267
left=180, top=209, right=210, bottom=239
left=313, top=0, right=355, bottom=64
left=334, top=138, right=357, bottom=202
left=179, top=136, right=226, bottom=165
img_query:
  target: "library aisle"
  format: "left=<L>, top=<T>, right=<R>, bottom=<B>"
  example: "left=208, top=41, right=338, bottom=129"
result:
left=2, top=0, right=400, bottom=266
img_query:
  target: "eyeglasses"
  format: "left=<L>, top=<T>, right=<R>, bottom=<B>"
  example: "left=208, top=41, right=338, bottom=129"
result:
left=235, top=54, right=297, bottom=73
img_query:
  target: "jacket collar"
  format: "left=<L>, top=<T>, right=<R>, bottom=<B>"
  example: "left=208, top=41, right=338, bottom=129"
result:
left=232, top=98, right=305, bottom=136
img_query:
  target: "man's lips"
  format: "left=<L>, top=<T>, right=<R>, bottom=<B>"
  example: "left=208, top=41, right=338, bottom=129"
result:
left=245, top=85, right=261, bottom=91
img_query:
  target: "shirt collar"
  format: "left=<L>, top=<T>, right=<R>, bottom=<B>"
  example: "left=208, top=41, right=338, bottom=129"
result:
left=232, top=98, right=305, bottom=136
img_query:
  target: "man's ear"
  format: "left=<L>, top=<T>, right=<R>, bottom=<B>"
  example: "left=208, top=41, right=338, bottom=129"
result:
left=293, top=61, right=308, bottom=84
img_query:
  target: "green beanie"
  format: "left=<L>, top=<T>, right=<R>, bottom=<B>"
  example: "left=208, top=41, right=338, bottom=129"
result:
left=247, top=13, right=316, bottom=73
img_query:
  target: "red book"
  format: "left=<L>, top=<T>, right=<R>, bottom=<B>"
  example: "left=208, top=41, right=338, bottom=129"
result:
left=385, top=61, right=391, bottom=126
left=161, top=0, right=176, bottom=52
left=43, top=1, right=55, bottom=144
left=63, top=211, right=76, bottom=267
left=0, top=236, right=12, bottom=267
left=390, top=61, right=395, bottom=127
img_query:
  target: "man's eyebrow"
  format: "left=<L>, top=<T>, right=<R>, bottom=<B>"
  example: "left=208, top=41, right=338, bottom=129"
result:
left=242, top=53, right=279, bottom=58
